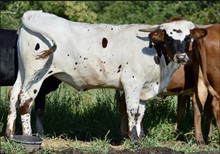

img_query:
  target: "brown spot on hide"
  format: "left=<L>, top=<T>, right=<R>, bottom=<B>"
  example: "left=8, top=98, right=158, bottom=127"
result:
left=136, top=113, right=140, bottom=117
left=8, top=89, right=12, bottom=99
left=7, top=109, right=12, bottom=116
left=18, top=90, right=23, bottom=103
left=102, top=38, right=108, bottom=48
left=173, top=29, right=182, bottom=33
left=19, top=97, right=33, bottom=115
left=6, top=122, right=16, bottom=139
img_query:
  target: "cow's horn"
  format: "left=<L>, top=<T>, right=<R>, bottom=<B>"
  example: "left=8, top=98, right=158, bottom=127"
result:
left=195, top=24, right=213, bottom=29
left=139, top=25, right=159, bottom=32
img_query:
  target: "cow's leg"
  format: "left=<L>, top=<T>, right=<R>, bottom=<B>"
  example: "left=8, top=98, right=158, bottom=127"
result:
left=18, top=79, right=45, bottom=136
left=116, top=92, right=128, bottom=138
left=193, top=80, right=208, bottom=146
left=175, top=95, right=188, bottom=131
left=35, top=76, right=61, bottom=137
left=6, top=73, right=22, bottom=139
left=136, top=100, right=146, bottom=139
left=211, top=96, right=220, bottom=140
left=123, top=83, right=145, bottom=146
left=35, top=92, right=46, bottom=137
left=116, top=91, right=145, bottom=139
left=204, top=95, right=213, bottom=140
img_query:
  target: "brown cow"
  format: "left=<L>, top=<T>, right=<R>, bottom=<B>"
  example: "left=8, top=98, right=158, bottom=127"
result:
left=191, top=23, right=220, bottom=146
left=160, top=65, right=194, bottom=130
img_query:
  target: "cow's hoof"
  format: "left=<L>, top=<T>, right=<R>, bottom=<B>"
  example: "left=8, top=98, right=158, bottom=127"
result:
left=35, top=133, right=44, bottom=140
left=134, top=141, right=142, bottom=149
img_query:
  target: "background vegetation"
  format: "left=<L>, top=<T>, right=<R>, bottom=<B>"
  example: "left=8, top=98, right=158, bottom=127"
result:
left=1, top=1, right=220, bottom=29
left=0, top=1, right=220, bottom=153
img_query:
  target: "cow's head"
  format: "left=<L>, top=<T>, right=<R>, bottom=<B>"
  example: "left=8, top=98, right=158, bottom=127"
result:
left=139, top=20, right=210, bottom=64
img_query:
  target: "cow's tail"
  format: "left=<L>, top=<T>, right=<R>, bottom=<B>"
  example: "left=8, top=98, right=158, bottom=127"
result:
left=22, top=10, right=57, bottom=59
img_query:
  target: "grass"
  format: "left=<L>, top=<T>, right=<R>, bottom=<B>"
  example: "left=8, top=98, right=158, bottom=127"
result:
left=0, top=83, right=219, bottom=153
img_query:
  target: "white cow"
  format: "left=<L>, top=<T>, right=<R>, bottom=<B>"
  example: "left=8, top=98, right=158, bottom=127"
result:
left=6, top=10, right=207, bottom=145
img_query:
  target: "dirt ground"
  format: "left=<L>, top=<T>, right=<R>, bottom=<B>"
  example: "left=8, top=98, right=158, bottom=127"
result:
left=28, top=138, right=219, bottom=154
left=46, top=147, right=220, bottom=154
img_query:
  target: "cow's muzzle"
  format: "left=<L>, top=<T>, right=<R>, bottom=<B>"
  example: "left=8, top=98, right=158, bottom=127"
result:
left=174, top=53, right=189, bottom=64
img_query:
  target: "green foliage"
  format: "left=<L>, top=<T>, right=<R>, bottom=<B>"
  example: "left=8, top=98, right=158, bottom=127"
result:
left=1, top=139, right=26, bottom=154
left=1, top=1, right=219, bottom=30
left=87, top=1, right=220, bottom=24
left=64, top=1, right=97, bottom=23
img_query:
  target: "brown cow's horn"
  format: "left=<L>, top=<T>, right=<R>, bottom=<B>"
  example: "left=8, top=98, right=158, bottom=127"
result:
left=195, top=24, right=213, bottom=29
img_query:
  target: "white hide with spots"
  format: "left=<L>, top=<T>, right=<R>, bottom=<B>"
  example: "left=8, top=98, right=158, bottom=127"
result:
left=6, top=11, right=194, bottom=141
left=160, top=20, right=195, bottom=41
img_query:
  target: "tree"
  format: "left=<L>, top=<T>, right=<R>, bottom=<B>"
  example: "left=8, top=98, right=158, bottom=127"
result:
left=1, top=1, right=219, bottom=29
left=93, top=1, right=220, bottom=24
left=0, top=1, right=97, bottom=29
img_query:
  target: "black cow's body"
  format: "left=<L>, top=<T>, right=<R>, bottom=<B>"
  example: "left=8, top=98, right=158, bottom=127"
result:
left=0, top=29, right=61, bottom=136
left=0, top=29, right=18, bottom=86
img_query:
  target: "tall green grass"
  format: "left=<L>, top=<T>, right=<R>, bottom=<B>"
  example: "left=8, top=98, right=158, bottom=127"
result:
left=0, top=83, right=219, bottom=153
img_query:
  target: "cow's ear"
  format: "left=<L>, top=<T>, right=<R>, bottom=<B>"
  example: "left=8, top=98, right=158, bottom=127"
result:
left=149, top=30, right=165, bottom=43
left=190, top=28, right=207, bottom=39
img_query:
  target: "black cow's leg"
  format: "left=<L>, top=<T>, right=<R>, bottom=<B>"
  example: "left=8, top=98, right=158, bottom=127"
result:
left=35, top=76, right=61, bottom=137
left=35, top=93, right=46, bottom=138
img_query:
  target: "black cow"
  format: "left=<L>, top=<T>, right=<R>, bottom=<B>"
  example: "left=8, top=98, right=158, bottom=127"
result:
left=0, top=28, right=61, bottom=137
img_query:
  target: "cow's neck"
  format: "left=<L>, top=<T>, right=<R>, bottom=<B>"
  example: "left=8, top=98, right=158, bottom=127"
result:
left=158, top=55, right=180, bottom=93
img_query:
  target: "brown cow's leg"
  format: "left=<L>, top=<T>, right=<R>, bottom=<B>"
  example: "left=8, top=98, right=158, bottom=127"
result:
left=204, top=95, right=213, bottom=140
left=176, top=95, right=188, bottom=131
left=193, top=80, right=208, bottom=147
left=211, top=96, right=220, bottom=140
left=117, top=92, right=128, bottom=138
left=193, top=93, right=204, bottom=146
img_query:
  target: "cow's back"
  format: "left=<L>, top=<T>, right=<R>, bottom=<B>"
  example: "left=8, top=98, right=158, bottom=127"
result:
left=0, top=29, right=18, bottom=86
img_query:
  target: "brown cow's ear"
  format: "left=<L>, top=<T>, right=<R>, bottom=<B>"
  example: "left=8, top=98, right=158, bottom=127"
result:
left=190, top=28, right=207, bottom=39
left=149, top=30, right=165, bottom=43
